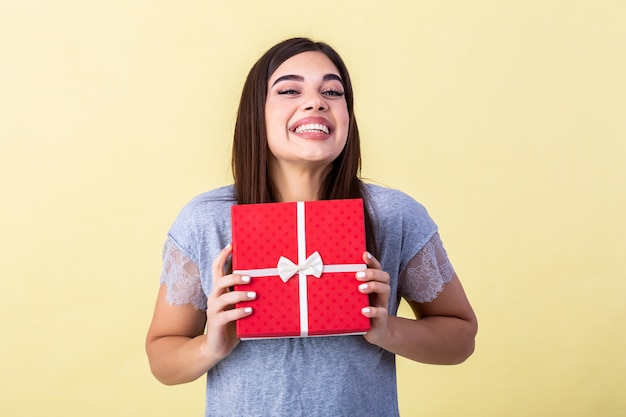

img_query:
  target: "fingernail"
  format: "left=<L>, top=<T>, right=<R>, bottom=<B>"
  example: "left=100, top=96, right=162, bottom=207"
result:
left=358, top=283, right=368, bottom=291
left=362, top=307, right=371, bottom=314
left=247, top=291, right=256, bottom=299
left=224, top=243, right=232, bottom=250
left=356, top=271, right=366, bottom=279
left=241, top=275, right=251, bottom=283
left=244, top=307, right=252, bottom=314
left=366, top=252, right=373, bottom=260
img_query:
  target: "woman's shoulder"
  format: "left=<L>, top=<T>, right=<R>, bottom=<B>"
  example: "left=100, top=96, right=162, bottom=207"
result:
left=172, top=185, right=236, bottom=225
left=362, top=182, right=428, bottom=215
left=362, top=182, right=438, bottom=254
left=189, top=184, right=236, bottom=203
left=182, top=185, right=236, bottom=209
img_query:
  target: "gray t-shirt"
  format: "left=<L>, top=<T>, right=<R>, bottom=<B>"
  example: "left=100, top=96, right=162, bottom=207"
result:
left=161, top=183, right=455, bottom=417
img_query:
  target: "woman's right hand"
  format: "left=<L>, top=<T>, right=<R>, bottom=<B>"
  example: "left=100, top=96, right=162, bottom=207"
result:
left=146, top=243, right=254, bottom=385
left=204, top=243, right=255, bottom=361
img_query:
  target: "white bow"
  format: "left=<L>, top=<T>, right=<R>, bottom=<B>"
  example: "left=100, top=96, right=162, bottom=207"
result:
left=277, top=251, right=324, bottom=282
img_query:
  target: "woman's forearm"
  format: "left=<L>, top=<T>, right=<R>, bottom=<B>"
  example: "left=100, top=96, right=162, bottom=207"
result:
left=379, top=315, right=477, bottom=365
left=146, top=335, right=218, bottom=385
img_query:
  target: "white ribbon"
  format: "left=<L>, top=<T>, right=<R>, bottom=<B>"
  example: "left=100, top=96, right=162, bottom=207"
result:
left=277, top=251, right=323, bottom=283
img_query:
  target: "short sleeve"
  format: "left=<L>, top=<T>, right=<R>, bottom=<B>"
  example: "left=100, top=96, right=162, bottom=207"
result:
left=398, top=232, right=455, bottom=303
left=160, top=236, right=207, bottom=311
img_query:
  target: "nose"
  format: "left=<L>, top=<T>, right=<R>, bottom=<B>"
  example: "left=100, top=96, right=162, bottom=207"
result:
left=302, top=93, right=328, bottom=112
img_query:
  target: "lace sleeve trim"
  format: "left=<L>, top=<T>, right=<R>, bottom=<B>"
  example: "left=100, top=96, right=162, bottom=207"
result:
left=399, top=232, right=455, bottom=303
left=160, top=237, right=207, bottom=311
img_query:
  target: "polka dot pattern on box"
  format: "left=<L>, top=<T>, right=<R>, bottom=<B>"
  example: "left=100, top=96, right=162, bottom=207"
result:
left=232, top=199, right=370, bottom=339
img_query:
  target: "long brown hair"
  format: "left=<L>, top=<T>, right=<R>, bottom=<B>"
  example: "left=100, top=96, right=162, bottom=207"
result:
left=231, top=37, right=378, bottom=255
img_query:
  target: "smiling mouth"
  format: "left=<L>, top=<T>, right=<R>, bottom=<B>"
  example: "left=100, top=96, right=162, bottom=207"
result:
left=294, top=123, right=330, bottom=135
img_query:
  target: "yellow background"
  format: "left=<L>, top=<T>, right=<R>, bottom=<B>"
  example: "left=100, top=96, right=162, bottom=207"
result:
left=1, top=1, right=624, bottom=416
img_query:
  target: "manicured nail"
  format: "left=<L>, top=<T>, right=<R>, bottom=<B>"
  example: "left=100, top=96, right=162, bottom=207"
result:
left=358, top=283, right=368, bottom=291
left=356, top=271, right=366, bottom=279
left=241, top=275, right=251, bottom=283
left=247, top=291, right=256, bottom=299
left=362, top=307, right=371, bottom=314
left=244, top=307, right=252, bottom=314
left=366, top=252, right=373, bottom=260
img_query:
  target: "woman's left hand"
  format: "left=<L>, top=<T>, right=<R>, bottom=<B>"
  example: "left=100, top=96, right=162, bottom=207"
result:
left=357, top=251, right=391, bottom=346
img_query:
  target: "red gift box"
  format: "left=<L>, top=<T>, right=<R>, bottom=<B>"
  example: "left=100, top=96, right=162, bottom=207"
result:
left=231, top=199, right=371, bottom=339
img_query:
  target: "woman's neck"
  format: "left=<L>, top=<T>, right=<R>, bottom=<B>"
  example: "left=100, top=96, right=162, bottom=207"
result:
left=269, top=160, right=330, bottom=202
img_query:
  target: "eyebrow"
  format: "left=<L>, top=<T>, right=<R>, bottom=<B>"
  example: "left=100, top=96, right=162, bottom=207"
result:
left=271, top=73, right=344, bottom=86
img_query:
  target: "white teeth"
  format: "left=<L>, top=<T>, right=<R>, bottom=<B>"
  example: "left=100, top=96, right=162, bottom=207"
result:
left=294, top=123, right=330, bottom=134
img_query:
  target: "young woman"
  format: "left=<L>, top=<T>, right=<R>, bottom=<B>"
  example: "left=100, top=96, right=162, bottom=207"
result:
left=146, top=37, right=477, bottom=417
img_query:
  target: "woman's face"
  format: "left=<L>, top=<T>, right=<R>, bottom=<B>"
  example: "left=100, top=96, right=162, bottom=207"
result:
left=265, top=51, right=349, bottom=171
